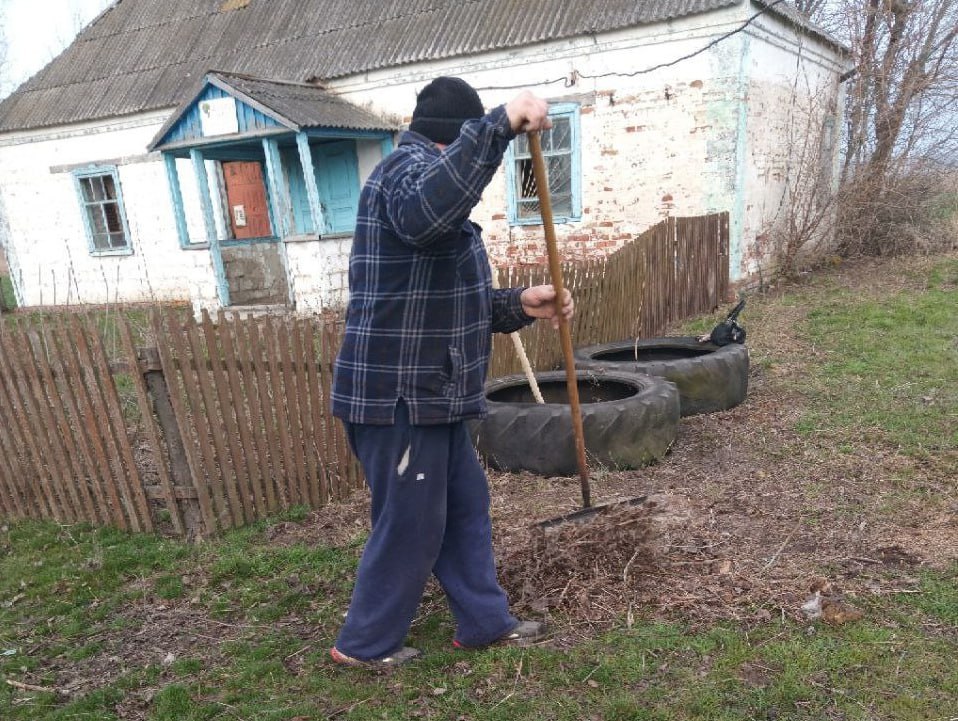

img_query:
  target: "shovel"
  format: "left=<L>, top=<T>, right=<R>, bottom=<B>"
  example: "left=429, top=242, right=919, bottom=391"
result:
left=528, top=133, right=648, bottom=527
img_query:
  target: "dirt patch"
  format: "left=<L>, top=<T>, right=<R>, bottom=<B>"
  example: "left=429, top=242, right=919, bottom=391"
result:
left=485, top=252, right=958, bottom=630
left=261, top=493, right=370, bottom=549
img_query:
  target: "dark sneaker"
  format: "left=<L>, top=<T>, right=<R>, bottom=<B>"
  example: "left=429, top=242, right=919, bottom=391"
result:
left=329, top=646, right=421, bottom=668
left=453, top=620, right=549, bottom=649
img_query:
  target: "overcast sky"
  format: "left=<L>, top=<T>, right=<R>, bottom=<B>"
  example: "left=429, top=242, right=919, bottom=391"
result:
left=1, top=0, right=113, bottom=97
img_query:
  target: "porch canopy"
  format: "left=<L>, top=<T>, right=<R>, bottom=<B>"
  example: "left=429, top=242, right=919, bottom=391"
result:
left=149, top=71, right=399, bottom=247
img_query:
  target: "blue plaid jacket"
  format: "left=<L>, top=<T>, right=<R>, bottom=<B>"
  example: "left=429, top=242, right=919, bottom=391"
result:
left=332, top=105, right=534, bottom=426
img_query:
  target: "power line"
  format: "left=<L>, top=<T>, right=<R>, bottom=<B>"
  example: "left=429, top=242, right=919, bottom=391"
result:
left=474, top=0, right=788, bottom=92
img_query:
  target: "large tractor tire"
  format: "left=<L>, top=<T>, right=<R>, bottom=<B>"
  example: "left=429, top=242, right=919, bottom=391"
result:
left=471, top=370, right=679, bottom=477
left=573, top=337, right=748, bottom=417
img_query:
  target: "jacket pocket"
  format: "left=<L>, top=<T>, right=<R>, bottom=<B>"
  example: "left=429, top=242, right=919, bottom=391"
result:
left=441, top=346, right=463, bottom=398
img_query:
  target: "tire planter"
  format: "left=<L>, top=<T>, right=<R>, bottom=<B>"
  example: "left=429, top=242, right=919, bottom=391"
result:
left=573, top=337, right=749, bottom=417
left=471, top=370, right=679, bottom=477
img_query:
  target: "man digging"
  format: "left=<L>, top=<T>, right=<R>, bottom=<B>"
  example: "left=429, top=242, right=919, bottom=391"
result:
left=330, top=77, right=574, bottom=667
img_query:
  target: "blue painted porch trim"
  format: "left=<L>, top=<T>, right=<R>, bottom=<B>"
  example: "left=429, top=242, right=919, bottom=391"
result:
left=296, top=132, right=327, bottom=234
left=380, top=135, right=395, bottom=158
left=262, top=137, right=296, bottom=306
left=164, top=154, right=191, bottom=249
left=160, top=84, right=286, bottom=149
left=262, top=138, right=291, bottom=237
left=190, top=148, right=230, bottom=306
left=220, top=236, right=279, bottom=247
left=303, top=128, right=392, bottom=140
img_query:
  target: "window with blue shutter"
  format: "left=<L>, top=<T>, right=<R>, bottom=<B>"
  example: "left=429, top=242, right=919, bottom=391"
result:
left=505, top=103, right=581, bottom=225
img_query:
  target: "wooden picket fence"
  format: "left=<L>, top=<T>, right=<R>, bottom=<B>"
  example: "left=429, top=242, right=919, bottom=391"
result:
left=489, top=213, right=729, bottom=377
left=0, top=310, right=361, bottom=538
left=0, top=213, right=728, bottom=538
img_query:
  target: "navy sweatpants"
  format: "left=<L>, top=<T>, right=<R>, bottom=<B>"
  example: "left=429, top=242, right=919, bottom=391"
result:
left=335, top=401, right=517, bottom=660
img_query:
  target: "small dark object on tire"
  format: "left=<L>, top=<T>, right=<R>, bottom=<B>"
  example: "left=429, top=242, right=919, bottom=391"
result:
left=700, top=298, right=746, bottom=346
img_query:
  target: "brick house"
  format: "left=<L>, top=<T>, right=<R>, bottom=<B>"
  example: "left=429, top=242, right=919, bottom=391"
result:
left=0, top=0, right=848, bottom=311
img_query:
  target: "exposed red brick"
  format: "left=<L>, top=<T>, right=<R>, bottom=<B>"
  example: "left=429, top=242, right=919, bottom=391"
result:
left=690, top=80, right=704, bottom=89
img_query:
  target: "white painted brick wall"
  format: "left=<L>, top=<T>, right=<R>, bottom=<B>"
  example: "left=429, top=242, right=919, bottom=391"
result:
left=332, top=5, right=846, bottom=281
left=0, top=4, right=846, bottom=309
left=0, top=113, right=218, bottom=307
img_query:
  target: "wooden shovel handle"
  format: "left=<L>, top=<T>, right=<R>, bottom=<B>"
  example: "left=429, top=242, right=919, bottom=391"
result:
left=527, top=132, right=591, bottom=508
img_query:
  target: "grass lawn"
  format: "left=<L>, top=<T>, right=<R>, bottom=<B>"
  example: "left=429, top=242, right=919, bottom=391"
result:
left=0, top=275, right=15, bottom=311
left=1, top=255, right=956, bottom=720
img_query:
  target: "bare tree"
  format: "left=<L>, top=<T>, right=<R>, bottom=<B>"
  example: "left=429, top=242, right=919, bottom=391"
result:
left=793, top=0, right=831, bottom=18
left=804, top=0, right=958, bottom=255
left=771, top=85, right=842, bottom=275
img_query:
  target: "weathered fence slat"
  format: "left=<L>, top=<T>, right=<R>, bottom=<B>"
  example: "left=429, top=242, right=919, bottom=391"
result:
left=278, top=318, right=310, bottom=507
left=186, top=310, right=245, bottom=528
left=218, top=310, right=267, bottom=520
left=242, top=315, right=281, bottom=513
left=304, top=320, right=331, bottom=505
left=117, top=315, right=186, bottom=536
left=5, top=323, right=80, bottom=523
left=80, top=316, right=153, bottom=533
left=18, top=322, right=89, bottom=523
left=291, top=320, right=319, bottom=508
left=151, top=311, right=214, bottom=535
left=201, top=309, right=254, bottom=523
left=0, top=329, right=62, bottom=521
left=47, top=319, right=113, bottom=527
left=64, top=316, right=132, bottom=529
left=158, top=308, right=223, bottom=533
left=0, top=329, right=29, bottom=518
left=262, top=317, right=297, bottom=509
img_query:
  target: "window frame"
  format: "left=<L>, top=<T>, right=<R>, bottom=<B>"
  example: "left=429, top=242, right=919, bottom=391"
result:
left=72, top=165, right=134, bottom=256
left=505, top=102, right=582, bottom=226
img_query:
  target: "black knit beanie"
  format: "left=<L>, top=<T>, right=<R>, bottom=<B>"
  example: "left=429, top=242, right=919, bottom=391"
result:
left=409, top=77, right=485, bottom=145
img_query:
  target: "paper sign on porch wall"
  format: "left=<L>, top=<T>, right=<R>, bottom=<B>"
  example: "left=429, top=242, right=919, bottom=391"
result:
left=232, top=205, right=248, bottom=227
left=199, top=97, right=239, bottom=137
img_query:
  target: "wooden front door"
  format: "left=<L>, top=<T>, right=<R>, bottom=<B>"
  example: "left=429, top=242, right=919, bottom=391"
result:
left=222, top=161, right=272, bottom=239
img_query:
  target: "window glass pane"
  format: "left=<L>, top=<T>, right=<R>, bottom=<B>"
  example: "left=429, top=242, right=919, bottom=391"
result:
left=510, top=108, right=578, bottom=222
left=79, top=170, right=131, bottom=251
left=87, top=205, right=108, bottom=236
left=513, top=134, right=529, bottom=157
left=102, top=174, right=118, bottom=200
left=103, top=202, right=123, bottom=233
left=90, top=177, right=107, bottom=202
left=547, top=155, right=572, bottom=196
left=549, top=117, right=572, bottom=151
left=517, top=199, right=540, bottom=219
left=517, top=159, right=537, bottom=199
left=551, top=193, right=573, bottom=217
left=79, top=177, right=95, bottom=202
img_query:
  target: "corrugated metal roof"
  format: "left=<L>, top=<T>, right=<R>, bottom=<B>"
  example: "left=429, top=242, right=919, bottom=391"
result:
left=0, top=0, right=841, bottom=133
